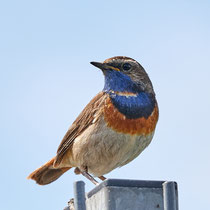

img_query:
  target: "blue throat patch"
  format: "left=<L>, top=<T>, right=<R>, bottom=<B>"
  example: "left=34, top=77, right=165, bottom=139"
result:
left=103, top=70, right=155, bottom=119
left=110, top=92, right=155, bottom=119
left=103, top=70, right=139, bottom=93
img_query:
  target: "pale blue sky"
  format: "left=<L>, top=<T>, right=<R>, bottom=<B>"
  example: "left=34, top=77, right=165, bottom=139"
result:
left=1, top=0, right=210, bottom=209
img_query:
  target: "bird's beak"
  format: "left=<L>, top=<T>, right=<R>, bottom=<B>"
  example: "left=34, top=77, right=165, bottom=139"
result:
left=90, top=61, right=120, bottom=72
left=90, top=62, right=107, bottom=70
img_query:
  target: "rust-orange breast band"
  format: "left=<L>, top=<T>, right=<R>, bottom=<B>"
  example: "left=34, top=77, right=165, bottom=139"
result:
left=103, top=97, right=159, bottom=135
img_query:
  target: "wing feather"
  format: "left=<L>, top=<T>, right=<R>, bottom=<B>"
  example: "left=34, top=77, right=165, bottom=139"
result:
left=54, top=92, right=106, bottom=167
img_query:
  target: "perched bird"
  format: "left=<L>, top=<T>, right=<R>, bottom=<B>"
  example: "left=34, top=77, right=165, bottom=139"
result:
left=28, top=56, right=159, bottom=185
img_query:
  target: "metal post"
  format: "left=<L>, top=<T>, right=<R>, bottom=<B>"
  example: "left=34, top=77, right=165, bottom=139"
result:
left=64, top=179, right=179, bottom=210
left=74, top=181, right=86, bottom=210
left=86, top=179, right=165, bottom=210
left=163, top=181, right=178, bottom=210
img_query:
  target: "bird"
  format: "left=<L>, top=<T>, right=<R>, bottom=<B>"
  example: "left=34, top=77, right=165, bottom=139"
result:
left=27, top=56, right=159, bottom=185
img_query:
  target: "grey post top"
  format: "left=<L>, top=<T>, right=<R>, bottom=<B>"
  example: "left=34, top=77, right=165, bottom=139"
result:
left=87, top=179, right=166, bottom=198
left=65, top=179, right=178, bottom=210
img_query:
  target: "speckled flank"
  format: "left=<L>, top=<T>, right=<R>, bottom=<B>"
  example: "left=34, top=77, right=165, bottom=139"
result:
left=104, top=97, right=159, bottom=135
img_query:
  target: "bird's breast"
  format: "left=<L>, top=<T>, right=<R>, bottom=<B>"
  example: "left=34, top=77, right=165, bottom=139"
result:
left=103, top=93, right=159, bottom=135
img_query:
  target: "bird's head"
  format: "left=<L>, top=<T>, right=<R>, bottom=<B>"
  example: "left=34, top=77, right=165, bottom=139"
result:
left=91, top=56, right=154, bottom=95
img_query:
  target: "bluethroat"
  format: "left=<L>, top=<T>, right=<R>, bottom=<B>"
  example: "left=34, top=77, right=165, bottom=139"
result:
left=28, top=56, right=159, bottom=185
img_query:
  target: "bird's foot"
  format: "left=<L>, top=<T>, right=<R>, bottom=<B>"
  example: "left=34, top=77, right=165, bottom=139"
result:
left=81, top=171, right=99, bottom=185
left=75, top=166, right=106, bottom=185
left=98, top=175, right=106, bottom=181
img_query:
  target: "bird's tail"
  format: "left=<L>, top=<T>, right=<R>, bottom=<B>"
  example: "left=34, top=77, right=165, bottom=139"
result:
left=27, top=157, right=71, bottom=185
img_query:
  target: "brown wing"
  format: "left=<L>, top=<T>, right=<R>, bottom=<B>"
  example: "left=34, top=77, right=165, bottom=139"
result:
left=54, top=92, right=107, bottom=167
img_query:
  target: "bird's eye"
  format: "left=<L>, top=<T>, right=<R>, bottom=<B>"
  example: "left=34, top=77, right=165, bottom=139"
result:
left=122, top=63, right=132, bottom=71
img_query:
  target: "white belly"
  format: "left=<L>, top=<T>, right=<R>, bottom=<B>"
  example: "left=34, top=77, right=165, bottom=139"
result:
left=70, top=117, right=154, bottom=177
